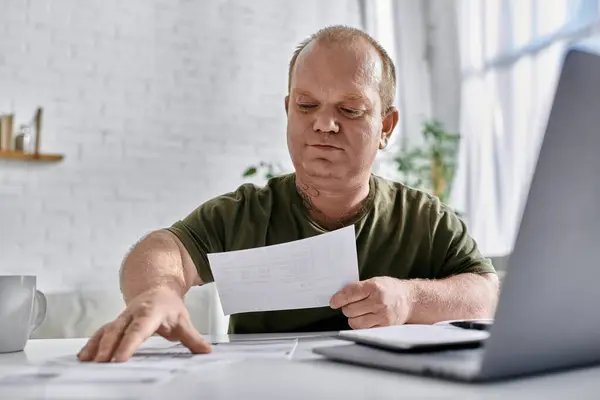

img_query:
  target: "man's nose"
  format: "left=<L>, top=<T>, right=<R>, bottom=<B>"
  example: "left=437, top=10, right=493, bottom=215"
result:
left=312, top=109, right=339, bottom=134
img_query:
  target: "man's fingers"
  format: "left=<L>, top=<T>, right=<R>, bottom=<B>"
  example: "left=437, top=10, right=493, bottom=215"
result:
left=348, top=313, right=381, bottom=330
left=77, top=328, right=104, bottom=362
left=93, top=316, right=131, bottom=362
left=330, top=280, right=373, bottom=309
left=111, top=316, right=161, bottom=363
left=341, top=297, right=375, bottom=318
left=176, top=318, right=212, bottom=354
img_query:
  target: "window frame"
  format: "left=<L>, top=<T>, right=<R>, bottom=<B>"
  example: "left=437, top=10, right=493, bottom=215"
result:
left=461, top=0, right=600, bottom=79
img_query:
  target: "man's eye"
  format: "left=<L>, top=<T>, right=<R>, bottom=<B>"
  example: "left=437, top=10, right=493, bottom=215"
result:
left=297, top=103, right=318, bottom=111
left=341, top=108, right=362, bottom=117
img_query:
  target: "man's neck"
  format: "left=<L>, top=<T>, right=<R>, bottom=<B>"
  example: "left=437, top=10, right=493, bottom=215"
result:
left=295, top=175, right=371, bottom=229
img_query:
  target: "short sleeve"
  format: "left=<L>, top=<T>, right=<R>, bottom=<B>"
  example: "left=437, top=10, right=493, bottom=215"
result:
left=429, top=201, right=496, bottom=278
left=167, top=217, right=217, bottom=284
left=166, top=187, right=249, bottom=284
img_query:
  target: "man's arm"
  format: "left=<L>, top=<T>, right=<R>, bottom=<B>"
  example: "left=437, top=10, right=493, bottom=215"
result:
left=331, top=198, right=500, bottom=328
left=119, top=229, right=203, bottom=303
left=78, top=229, right=211, bottom=362
left=418, top=198, right=500, bottom=323
left=330, top=272, right=499, bottom=329
left=80, top=192, right=238, bottom=362
left=406, top=272, right=500, bottom=324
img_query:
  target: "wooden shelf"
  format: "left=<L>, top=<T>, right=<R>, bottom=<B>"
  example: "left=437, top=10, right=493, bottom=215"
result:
left=0, top=150, right=64, bottom=162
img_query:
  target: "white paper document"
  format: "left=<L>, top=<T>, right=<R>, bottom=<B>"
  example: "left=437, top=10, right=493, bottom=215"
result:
left=0, top=341, right=299, bottom=399
left=133, top=339, right=298, bottom=361
left=208, top=225, right=359, bottom=315
left=48, top=352, right=227, bottom=373
left=203, top=339, right=298, bottom=358
left=0, top=365, right=173, bottom=386
left=45, top=338, right=298, bottom=374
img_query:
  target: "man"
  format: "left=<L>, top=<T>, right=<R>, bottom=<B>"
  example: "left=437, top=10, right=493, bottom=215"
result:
left=78, top=25, right=499, bottom=363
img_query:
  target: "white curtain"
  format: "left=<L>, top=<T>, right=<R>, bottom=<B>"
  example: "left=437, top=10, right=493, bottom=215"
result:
left=451, top=0, right=600, bottom=257
left=364, top=0, right=600, bottom=258
left=361, top=0, right=462, bottom=179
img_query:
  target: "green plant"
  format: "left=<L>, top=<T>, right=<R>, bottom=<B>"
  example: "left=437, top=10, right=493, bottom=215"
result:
left=242, top=161, right=286, bottom=181
left=394, top=120, right=460, bottom=204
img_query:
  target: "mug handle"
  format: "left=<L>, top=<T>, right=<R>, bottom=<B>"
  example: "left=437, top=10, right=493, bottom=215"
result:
left=30, top=290, right=47, bottom=332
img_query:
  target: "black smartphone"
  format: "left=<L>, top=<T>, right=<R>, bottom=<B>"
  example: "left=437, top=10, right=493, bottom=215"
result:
left=449, top=320, right=493, bottom=331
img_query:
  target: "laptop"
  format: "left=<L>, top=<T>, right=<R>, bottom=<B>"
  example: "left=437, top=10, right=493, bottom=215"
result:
left=313, top=42, right=600, bottom=382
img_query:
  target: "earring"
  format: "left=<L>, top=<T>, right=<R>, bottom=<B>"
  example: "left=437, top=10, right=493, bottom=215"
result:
left=379, top=137, right=388, bottom=150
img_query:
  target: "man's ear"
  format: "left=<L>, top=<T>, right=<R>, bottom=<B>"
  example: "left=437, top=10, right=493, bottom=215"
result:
left=379, top=107, right=399, bottom=150
left=284, top=95, right=289, bottom=115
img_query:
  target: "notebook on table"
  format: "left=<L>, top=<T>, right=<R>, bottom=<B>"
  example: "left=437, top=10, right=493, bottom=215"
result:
left=336, top=325, right=489, bottom=352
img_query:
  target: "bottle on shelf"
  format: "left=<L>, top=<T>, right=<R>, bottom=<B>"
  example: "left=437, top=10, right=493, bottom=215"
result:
left=14, top=124, right=33, bottom=153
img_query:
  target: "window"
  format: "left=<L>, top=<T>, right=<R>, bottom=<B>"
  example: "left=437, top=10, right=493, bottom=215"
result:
left=453, top=0, right=600, bottom=257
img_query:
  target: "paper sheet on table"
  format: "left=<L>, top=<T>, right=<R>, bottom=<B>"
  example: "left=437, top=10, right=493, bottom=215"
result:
left=208, top=225, right=359, bottom=315
left=45, top=338, right=298, bottom=372
left=0, top=365, right=174, bottom=386
left=134, top=339, right=298, bottom=361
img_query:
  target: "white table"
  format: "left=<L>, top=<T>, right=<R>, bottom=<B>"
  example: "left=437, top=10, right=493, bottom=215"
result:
left=1, top=333, right=600, bottom=399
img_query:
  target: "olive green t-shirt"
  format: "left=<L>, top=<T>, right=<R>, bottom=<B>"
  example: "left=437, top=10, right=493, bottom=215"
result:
left=167, top=173, right=495, bottom=334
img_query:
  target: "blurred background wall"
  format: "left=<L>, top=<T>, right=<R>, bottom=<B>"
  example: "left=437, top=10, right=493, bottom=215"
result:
left=0, top=0, right=363, bottom=292
left=1, top=0, right=599, bottom=337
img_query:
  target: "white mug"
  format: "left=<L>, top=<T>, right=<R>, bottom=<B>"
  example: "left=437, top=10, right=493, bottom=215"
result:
left=0, top=275, right=47, bottom=353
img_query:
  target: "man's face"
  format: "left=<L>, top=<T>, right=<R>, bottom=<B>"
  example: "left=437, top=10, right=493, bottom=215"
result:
left=285, top=40, right=394, bottom=185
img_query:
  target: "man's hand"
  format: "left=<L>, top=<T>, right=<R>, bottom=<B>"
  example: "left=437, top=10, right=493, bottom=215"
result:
left=77, top=286, right=212, bottom=363
left=330, top=277, right=413, bottom=329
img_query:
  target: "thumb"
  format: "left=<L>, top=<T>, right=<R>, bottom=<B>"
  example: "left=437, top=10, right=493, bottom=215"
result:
left=176, top=318, right=212, bottom=354
left=330, top=280, right=371, bottom=309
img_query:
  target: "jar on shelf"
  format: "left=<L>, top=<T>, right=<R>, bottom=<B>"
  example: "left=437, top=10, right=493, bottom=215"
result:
left=14, top=124, right=33, bottom=153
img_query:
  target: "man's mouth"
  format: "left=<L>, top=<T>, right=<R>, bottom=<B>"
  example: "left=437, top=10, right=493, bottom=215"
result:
left=310, top=144, right=342, bottom=151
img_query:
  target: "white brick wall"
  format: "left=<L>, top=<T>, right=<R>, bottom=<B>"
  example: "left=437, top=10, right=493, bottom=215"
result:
left=0, top=0, right=362, bottom=292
